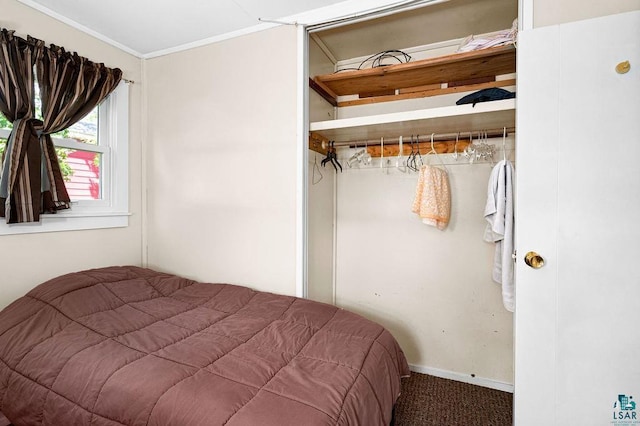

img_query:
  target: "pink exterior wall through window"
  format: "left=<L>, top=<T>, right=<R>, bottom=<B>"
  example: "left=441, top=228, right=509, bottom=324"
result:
left=65, top=150, right=100, bottom=200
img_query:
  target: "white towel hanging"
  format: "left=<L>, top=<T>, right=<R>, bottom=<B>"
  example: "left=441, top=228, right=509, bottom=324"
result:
left=484, top=159, right=515, bottom=312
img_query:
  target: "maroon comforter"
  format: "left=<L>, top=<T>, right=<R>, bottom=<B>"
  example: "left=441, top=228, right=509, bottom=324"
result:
left=0, top=266, right=409, bottom=425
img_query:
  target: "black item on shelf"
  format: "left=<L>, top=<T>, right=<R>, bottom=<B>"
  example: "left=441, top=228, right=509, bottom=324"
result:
left=456, top=88, right=515, bottom=107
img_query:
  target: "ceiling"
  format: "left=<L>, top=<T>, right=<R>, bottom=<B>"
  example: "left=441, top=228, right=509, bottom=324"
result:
left=16, top=0, right=349, bottom=57
left=16, top=0, right=517, bottom=60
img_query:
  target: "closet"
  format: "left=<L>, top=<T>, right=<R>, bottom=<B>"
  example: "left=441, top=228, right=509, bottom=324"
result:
left=306, top=0, right=518, bottom=389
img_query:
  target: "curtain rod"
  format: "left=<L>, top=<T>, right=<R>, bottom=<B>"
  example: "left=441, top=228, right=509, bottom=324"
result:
left=329, top=127, right=516, bottom=148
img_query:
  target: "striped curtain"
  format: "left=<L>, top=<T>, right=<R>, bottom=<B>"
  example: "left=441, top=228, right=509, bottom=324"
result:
left=0, top=29, right=38, bottom=222
left=0, top=29, right=122, bottom=223
left=0, top=30, right=35, bottom=121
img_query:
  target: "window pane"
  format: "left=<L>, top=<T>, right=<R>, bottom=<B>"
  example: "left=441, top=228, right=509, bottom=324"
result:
left=66, top=108, right=98, bottom=145
left=31, top=82, right=98, bottom=144
left=50, top=107, right=98, bottom=144
left=58, top=148, right=102, bottom=200
left=0, top=139, right=6, bottom=158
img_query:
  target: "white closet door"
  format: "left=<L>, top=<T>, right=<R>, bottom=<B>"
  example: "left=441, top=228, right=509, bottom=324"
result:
left=515, top=11, right=640, bottom=426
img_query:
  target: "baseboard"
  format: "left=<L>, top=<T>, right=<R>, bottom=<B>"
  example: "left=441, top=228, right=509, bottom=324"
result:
left=408, top=364, right=514, bottom=393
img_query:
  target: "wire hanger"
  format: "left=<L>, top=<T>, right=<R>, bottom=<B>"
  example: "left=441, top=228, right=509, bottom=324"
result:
left=312, top=152, right=323, bottom=184
left=407, top=135, right=416, bottom=172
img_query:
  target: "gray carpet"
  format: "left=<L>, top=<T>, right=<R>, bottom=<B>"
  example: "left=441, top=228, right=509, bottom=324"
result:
left=394, top=373, right=513, bottom=425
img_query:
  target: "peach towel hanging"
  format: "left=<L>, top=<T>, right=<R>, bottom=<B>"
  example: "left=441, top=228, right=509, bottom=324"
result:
left=412, top=165, right=451, bottom=230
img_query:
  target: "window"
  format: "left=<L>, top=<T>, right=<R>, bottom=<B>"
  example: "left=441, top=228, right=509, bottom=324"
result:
left=0, top=81, right=129, bottom=234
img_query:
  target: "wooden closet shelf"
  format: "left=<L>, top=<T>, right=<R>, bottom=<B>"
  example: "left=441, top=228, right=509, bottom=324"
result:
left=312, top=45, right=516, bottom=105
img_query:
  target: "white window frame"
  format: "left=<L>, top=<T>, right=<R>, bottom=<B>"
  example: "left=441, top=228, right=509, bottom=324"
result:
left=0, top=81, right=130, bottom=235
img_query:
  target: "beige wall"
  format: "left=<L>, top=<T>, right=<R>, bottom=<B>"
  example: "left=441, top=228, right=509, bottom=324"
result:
left=144, top=26, right=299, bottom=296
left=0, top=0, right=144, bottom=310
left=307, top=153, right=334, bottom=304
left=534, top=0, right=640, bottom=27
left=332, top=144, right=515, bottom=384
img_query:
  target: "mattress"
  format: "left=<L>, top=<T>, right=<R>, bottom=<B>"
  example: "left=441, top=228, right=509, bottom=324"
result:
left=0, top=266, right=409, bottom=425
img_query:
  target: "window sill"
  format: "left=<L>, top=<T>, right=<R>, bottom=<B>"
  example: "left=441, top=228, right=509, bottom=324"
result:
left=0, top=211, right=131, bottom=235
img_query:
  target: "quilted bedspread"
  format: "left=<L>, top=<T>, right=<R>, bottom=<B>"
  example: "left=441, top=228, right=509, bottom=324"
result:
left=0, top=266, right=409, bottom=426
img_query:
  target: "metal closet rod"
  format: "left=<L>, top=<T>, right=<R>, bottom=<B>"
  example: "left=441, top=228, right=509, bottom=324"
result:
left=331, top=127, right=516, bottom=147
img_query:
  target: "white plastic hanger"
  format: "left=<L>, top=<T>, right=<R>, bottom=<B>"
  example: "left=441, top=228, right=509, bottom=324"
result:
left=362, top=140, right=372, bottom=166
left=428, top=133, right=448, bottom=171
left=453, top=133, right=459, bottom=161
left=396, top=135, right=407, bottom=173
left=464, top=131, right=476, bottom=164
left=502, top=127, right=507, bottom=162
left=380, top=136, right=386, bottom=173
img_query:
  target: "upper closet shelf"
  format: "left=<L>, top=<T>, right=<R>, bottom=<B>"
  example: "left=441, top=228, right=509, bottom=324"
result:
left=309, top=98, right=515, bottom=143
left=312, top=45, right=516, bottom=107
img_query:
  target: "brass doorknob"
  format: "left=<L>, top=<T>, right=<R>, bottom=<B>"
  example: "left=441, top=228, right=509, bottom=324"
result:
left=524, top=251, right=545, bottom=269
left=616, top=60, right=631, bottom=74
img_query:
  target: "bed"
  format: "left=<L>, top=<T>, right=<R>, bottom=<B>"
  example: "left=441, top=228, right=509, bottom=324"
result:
left=0, top=266, right=409, bottom=426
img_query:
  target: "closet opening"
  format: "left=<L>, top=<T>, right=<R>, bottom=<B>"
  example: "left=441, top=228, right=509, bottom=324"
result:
left=303, top=0, right=518, bottom=391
